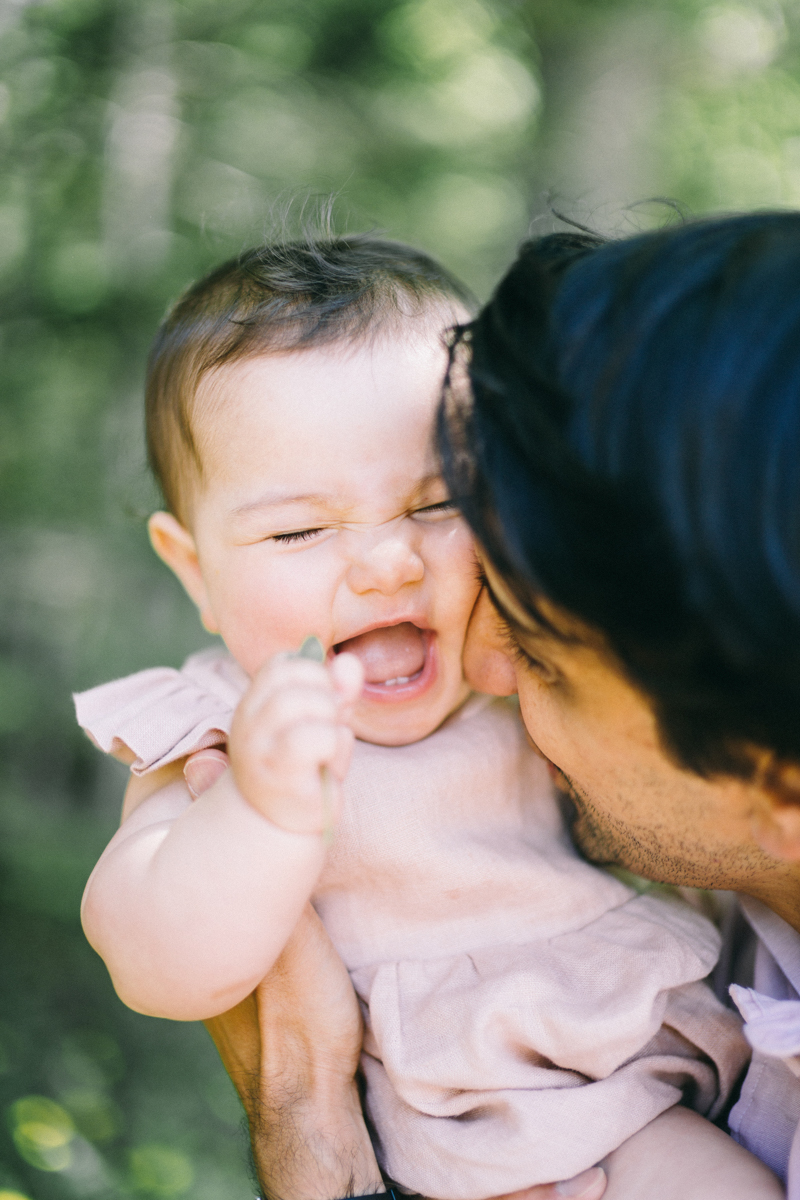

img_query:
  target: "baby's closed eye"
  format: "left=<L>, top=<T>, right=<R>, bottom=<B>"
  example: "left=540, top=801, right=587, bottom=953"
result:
left=271, top=527, right=326, bottom=544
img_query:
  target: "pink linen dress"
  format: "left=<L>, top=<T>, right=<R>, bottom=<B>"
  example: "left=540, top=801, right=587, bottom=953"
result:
left=75, top=647, right=749, bottom=1199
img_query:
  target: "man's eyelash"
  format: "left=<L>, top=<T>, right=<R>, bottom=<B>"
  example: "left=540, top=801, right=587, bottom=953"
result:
left=511, top=640, right=547, bottom=672
left=498, top=619, right=552, bottom=676
left=272, top=528, right=323, bottom=544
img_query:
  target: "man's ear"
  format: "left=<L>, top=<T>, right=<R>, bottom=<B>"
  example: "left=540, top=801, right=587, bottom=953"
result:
left=749, top=758, right=800, bottom=861
left=148, top=512, right=219, bottom=634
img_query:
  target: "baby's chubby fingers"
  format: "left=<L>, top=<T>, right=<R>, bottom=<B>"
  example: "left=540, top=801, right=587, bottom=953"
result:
left=228, top=651, right=362, bottom=835
left=316, top=653, right=362, bottom=780
left=328, top=650, right=364, bottom=714
left=236, top=653, right=337, bottom=715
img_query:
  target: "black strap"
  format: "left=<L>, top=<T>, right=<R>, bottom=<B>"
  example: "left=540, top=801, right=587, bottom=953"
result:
left=256, top=1190, right=413, bottom=1200
left=351, top=1191, right=407, bottom=1200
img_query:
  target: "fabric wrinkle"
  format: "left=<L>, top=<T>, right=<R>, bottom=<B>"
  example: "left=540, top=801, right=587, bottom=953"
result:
left=75, top=646, right=750, bottom=1199
left=725, top=897, right=800, bottom=1190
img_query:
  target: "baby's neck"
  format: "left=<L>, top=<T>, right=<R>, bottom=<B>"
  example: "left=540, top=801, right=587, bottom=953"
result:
left=354, top=688, right=480, bottom=748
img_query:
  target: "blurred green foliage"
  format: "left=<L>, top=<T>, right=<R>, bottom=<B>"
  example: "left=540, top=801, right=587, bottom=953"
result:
left=2, top=0, right=800, bottom=1196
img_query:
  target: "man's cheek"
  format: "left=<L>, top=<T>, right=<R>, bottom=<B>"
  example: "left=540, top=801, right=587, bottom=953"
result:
left=517, top=698, right=582, bottom=779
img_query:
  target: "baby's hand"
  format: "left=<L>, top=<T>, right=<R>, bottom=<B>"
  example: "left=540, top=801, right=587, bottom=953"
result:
left=228, top=647, right=363, bottom=836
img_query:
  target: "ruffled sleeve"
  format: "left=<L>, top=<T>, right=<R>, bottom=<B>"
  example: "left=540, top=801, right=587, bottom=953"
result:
left=73, top=646, right=249, bottom=775
left=731, top=983, right=800, bottom=1060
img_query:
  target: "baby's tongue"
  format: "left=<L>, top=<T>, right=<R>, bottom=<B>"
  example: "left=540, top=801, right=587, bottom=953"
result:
left=337, top=622, right=426, bottom=685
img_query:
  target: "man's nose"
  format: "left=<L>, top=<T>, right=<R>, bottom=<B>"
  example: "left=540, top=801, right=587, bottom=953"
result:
left=347, top=531, right=425, bottom=596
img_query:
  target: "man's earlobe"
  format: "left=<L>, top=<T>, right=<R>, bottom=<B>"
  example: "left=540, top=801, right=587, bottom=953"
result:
left=750, top=759, right=800, bottom=862
left=147, top=512, right=220, bottom=634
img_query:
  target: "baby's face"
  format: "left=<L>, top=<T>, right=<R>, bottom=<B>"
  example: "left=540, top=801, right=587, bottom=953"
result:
left=162, top=320, right=479, bottom=745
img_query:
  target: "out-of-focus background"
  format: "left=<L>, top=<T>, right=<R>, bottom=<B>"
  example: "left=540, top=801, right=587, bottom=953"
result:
left=1, top=0, right=799, bottom=1196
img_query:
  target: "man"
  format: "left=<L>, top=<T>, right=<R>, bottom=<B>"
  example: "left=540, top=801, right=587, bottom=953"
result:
left=212, top=213, right=800, bottom=1199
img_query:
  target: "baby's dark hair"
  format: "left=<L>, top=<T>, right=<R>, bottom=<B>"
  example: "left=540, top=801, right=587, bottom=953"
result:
left=146, top=235, right=475, bottom=521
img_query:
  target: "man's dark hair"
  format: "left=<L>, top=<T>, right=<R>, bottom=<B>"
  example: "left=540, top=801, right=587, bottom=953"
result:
left=147, top=235, right=474, bottom=520
left=441, top=213, right=800, bottom=778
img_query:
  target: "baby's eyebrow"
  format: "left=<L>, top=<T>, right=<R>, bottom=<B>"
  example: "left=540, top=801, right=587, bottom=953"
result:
left=229, top=474, right=447, bottom=520
left=230, top=491, right=337, bottom=518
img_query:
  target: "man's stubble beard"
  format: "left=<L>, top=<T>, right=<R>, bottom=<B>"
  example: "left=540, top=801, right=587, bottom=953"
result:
left=555, top=772, right=655, bottom=874
left=554, top=768, right=770, bottom=891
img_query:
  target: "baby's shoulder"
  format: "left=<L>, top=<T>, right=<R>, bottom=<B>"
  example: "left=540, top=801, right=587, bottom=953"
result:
left=73, top=645, right=246, bottom=776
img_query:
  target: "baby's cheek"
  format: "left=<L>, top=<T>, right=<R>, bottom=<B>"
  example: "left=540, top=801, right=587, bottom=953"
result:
left=217, top=564, right=336, bottom=677
left=429, top=523, right=480, bottom=602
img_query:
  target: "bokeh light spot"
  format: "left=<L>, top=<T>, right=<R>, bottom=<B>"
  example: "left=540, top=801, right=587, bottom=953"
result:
left=8, top=1096, right=75, bottom=1172
left=382, top=0, right=494, bottom=65
left=128, top=1145, right=194, bottom=1197
left=700, top=4, right=783, bottom=72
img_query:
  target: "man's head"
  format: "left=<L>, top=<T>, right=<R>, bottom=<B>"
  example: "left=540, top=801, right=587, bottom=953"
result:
left=443, top=214, right=800, bottom=913
left=146, top=236, right=480, bottom=746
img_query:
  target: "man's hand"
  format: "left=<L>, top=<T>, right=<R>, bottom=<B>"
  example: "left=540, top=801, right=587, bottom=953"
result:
left=205, top=902, right=607, bottom=1200
left=205, top=903, right=383, bottom=1200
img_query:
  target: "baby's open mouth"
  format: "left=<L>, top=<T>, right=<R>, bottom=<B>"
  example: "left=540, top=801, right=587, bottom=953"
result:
left=334, top=622, right=427, bottom=688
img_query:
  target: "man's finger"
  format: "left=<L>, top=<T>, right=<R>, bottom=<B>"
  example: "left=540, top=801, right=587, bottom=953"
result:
left=184, top=748, right=229, bottom=799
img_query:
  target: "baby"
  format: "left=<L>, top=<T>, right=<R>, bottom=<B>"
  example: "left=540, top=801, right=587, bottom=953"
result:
left=77, top=237, right=778, bottom=1200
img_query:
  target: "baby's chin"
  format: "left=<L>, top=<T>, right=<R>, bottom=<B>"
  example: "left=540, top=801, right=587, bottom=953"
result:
left=351, top=681, right=472, bottom=746
left=332, top=621, right=472, bottom=746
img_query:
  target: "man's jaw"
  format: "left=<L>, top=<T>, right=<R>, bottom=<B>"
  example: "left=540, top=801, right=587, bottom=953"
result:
left=541, top=760, right=626, bottom=869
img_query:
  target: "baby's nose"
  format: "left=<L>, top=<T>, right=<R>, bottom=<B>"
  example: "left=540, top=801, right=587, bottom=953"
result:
left=347, top=534, right=424, bottom=595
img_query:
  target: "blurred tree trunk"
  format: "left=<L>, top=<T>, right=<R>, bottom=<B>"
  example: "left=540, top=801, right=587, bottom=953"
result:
left=522, top=1, right=677, bottom=230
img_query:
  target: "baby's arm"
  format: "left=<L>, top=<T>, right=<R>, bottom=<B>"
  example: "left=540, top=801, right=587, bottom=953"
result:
left=601, top=1107, right=782, bottom=1199
left=81, top=652, right=362, bottom=1022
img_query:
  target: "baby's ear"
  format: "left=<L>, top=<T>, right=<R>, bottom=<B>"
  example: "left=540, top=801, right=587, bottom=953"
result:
left=148, top=512, right=219, bottom=634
